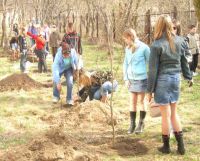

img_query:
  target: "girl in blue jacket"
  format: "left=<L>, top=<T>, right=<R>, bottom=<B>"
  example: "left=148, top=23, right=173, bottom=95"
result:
left=123, top=28, right=150, bottom=134
left=52, top=42, right=78, bottom=106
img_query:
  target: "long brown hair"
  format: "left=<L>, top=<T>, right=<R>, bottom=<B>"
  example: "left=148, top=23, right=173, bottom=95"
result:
left=123, top=28, right=137, bottom=53
left=154, top=15, right=175, bottom=53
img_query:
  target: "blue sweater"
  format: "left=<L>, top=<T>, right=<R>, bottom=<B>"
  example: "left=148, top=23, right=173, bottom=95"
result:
left=123, top=39, right=150, bottom=81
left=52, top=47, right=78, bottom=84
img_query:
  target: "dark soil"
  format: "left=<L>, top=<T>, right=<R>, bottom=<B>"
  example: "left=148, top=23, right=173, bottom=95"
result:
left=111, top=137, right=149, bottom=156
left=0, top=73, right=43, bottom=92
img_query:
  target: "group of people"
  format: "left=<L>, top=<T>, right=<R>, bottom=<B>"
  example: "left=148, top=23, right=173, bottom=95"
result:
left=9, top=14, right=199, bottom=155
left=9, top=22, right=62, bottom=73
left=123, top=15, right=196, bottom=156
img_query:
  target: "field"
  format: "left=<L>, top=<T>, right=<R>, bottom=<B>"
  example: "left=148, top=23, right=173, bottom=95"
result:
left=0, top=41, right=199, bottom=161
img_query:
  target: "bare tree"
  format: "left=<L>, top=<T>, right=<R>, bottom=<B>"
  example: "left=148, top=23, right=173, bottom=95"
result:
left=193, top=0, right=200, bottom=22
left=1, top=0, right=9, bottom=49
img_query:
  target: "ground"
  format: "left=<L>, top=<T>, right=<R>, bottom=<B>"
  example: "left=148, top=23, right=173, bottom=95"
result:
left=0, top=41, right=199, bottom=161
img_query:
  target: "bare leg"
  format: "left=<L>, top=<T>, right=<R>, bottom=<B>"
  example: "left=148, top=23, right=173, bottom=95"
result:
left=170, top=103, right=182, bottom=132
left=130, top=92, right=138, bottom=112
left=160, top=105, right=171, bottom=135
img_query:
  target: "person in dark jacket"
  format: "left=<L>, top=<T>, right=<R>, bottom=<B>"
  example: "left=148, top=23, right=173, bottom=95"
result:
left=18, top=27, right=28, bottom=73
left=62, top=22, right=83, bottom=69
left=186, top=24, right=199, bottom=76
left=62, top=22, right=82, bottom=55
left=10, top=34, right=19, bottom=61
left=172, top=19, right=192, bottom=64
left=13, top=23, right=19, bottom=36
left=147, top=15, right=193, bottom=155
left=49, top=25, right=61, bottom=61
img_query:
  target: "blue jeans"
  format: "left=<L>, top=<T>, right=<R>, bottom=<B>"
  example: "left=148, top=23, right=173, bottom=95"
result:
left=20, top=49, right=27, bottom=72
left=53, top=68, right=73, bottom=103
left=93, top=80, right=118, bottom=100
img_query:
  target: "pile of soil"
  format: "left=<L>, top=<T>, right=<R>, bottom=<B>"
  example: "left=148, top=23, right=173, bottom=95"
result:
left=46, top=100, right=120, bottom=128
left=0, top=127, right=100, bottom=161
left=0, top=73, right=43, bottom=92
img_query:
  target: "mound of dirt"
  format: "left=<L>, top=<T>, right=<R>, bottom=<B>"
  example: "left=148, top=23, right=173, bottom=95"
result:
left=0, top=73, right=43, bottom=92
left=0, top=127, right=100, bottom=161
left=50, top=100, right=119, bottom=128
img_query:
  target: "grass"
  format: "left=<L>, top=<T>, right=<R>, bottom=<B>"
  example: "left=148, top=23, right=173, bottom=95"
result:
left=0, top=41, right=200, bottom=160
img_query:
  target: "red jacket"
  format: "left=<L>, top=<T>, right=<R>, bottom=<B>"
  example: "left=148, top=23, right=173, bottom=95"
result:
left=27, top=32, right=45, bottom=50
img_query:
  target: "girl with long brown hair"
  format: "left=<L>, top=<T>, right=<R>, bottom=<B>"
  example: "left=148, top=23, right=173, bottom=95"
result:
left=147, top=15, right=193, bottom=155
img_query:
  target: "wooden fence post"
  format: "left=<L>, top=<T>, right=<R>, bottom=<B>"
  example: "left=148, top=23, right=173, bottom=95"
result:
left=96, top=12, right=99, bottom=38
left=112, top=9, right=116, bottom=41
left=80, top=15, right=82, bottom=37
left=173, top=6, right=178, bottom=19
left=144, top=9, right=151, bottom=45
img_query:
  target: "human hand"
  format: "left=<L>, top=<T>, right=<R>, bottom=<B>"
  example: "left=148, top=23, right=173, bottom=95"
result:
left=188, top=79, right=193, bottom=87
left=57, top=83, right=62, bottom=92
left=125, top=81, right=130, bottom=88
left=147, top=93, right=153, bottom=103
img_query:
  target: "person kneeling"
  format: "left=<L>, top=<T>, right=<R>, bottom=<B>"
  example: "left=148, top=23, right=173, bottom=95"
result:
left=77, top=70, right=118, bottom=103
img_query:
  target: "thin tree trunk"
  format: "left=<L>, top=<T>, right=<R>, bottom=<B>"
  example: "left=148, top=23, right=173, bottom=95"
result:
left=1, top=0, right=8, bottom=49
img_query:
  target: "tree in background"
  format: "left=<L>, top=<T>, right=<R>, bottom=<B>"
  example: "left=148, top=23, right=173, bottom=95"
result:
left=193, top=0, right=200, bottom=22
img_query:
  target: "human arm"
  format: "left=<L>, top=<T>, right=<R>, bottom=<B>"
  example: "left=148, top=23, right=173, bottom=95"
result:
left=147, top=44, right=161, bottom=93
left=52, top=49, right=62, bottom=86
left=27, top=32, right=37, bottom=40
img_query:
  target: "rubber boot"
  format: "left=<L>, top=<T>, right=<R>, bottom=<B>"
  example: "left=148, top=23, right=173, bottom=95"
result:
left=135, top=111, right=146, bottom=134
left=174, top=131, right=185, bottom=155
left=158, top=135, right=171, bottom=154
left=127, top=111, right=136, bottom=134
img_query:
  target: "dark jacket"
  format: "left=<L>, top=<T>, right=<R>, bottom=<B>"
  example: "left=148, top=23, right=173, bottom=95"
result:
left=62, top=31, right=82, bottom=55
left=147, top=34, right=192, bottom=93
left=49, top=32, right=61, bottom=47
left=18, top=35, right=27, bottom=52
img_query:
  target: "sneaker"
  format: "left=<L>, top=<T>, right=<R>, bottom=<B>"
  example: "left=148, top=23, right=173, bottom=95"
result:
left=67, top=100, right=74, bottom=107
left=24, top=70, right=28, bottom=74
left=193, top=72, right=198, bottom=77
left=52, top=97, right=60, bottom=104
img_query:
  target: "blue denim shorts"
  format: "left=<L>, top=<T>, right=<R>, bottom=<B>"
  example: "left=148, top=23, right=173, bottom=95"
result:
left=155, top=73, right=180, bottom=105
left=128, top=79, right=147, bottom=93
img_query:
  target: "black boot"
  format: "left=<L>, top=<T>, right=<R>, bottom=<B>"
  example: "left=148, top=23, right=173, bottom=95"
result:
left=135, top=111, right=146, bottom=134
left=174, top=131, right=185, bottom=155
left=127, top=111, right=136, bottom=134
left=158, top=135, right=171, bottom=154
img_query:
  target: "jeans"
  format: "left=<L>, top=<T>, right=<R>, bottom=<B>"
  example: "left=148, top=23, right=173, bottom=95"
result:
left=53, top=68, right=73, bottom=103
left=20, top=49, right=27, bottom=72
left=93, top=80, right=118, bottom=100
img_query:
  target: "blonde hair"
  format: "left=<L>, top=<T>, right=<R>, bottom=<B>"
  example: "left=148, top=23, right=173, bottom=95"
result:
left=79, top=71, right=91, bottom=87
left=154, top=15, right=175, bottom=53
left=123, top=28, right=137, bottom=53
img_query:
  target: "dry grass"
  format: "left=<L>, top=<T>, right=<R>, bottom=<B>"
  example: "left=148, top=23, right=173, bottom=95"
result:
left=0, top=42, right=200, bottom=161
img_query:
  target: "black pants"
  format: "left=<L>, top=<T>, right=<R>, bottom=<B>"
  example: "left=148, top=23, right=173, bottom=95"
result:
left=51, top=47, right=58, bottom=62
left=190, top=53, right=199, bottom=72
left=35, top=49, right=48, bottom=73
